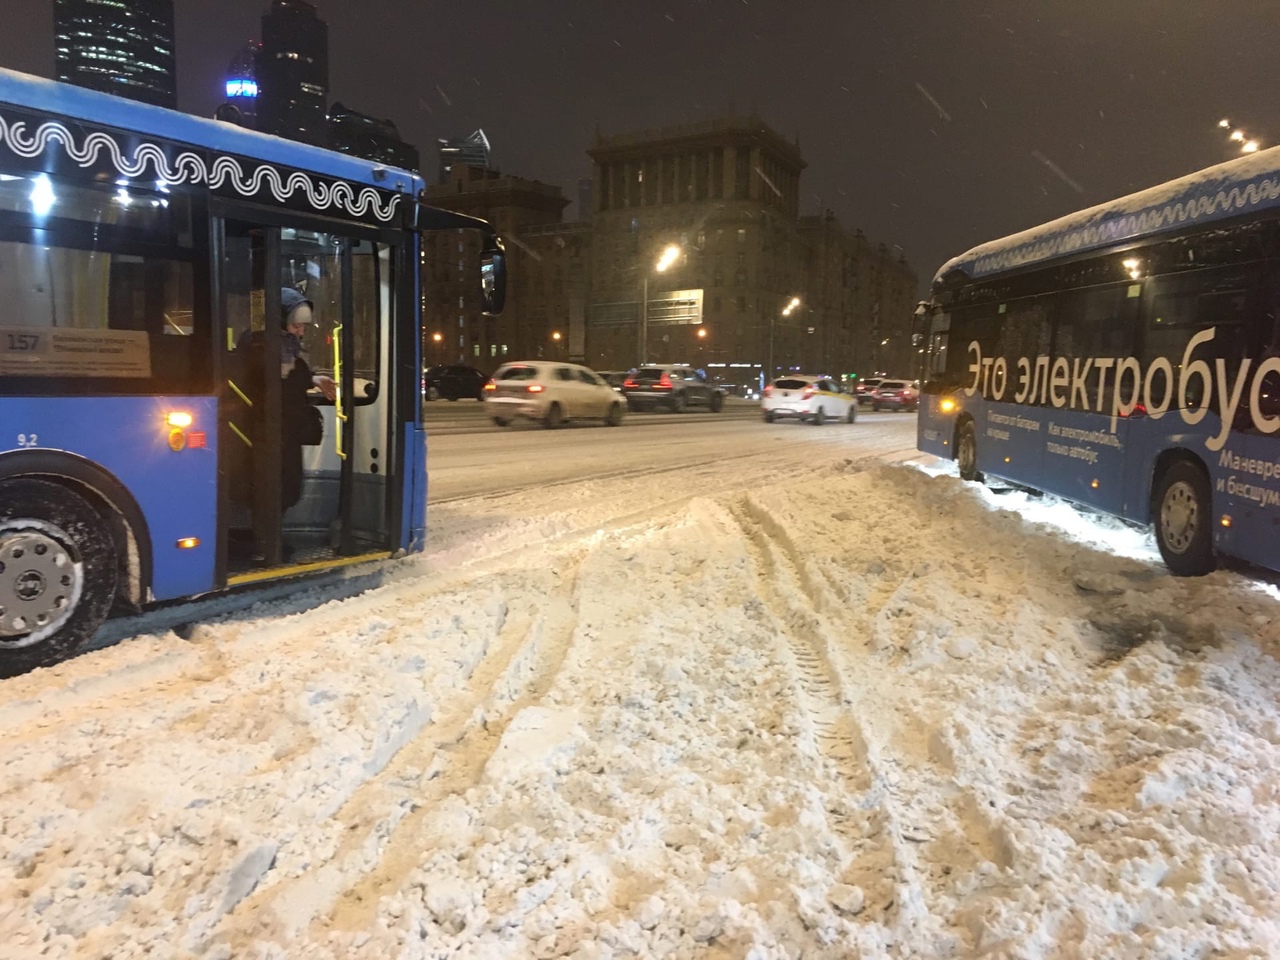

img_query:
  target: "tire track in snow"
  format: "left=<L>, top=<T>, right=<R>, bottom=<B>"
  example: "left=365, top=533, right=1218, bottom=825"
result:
left=258, top=549, right=590, bottom=939
left=724, top=492, right=938, bottom=935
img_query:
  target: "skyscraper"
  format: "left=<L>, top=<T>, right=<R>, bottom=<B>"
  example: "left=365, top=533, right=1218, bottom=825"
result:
left=256, top=0, right=329, bottom=146
left=54, top=0, right=177, bottom=109
left=214, top=41, right=262, bottom=129
left=438, top=130, right=492, bottom=184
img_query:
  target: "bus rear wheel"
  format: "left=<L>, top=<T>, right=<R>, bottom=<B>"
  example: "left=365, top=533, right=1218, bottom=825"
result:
left=957, top=419, right=982, bottom=482
left=1155, top=461, right=1215, bottom=576
left=0, top=479, right=118, bottom=677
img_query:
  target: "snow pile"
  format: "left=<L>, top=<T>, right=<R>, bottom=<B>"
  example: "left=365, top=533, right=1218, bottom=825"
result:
left=1, top=458, right=1279, bottom=958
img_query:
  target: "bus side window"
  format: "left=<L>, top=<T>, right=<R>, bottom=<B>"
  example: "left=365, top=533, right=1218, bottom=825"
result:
left=1144, top=265, right=1256, bottom=412
left=1053, top=284, right=1139, bottom=410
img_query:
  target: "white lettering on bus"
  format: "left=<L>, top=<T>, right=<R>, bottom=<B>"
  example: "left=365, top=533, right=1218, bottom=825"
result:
left=957, top=327, right=1280, bottom=452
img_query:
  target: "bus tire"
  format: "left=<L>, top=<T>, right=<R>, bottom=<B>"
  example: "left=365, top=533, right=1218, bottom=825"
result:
left=1154, top=461, right=1215, bottom=576
left=0, top=478, right=118, bottom=677
left=957, top=419, right=983, bottom=483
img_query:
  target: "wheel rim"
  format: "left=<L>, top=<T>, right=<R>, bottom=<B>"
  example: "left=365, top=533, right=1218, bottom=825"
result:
left=0, top=525, right=82, bottom=647
left=1161, top=480, right=1200, bottom=555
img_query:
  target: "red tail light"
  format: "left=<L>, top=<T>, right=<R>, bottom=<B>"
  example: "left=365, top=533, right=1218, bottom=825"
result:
left=483, top=382, right=496, bottom=392
left=763, top=385, right=773, bottom=398
left=802, top=386, right=816, bottom=399
left=657, top=373, right=673, bottom=389
left=623, top=377, right=638, bottom=389
left=527, top=384, right=544, bottom=393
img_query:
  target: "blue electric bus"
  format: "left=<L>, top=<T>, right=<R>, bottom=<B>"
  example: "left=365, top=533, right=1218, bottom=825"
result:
left=0, top=70, right=505, bottom=675
left=918, top=146, right=1280, bottom=577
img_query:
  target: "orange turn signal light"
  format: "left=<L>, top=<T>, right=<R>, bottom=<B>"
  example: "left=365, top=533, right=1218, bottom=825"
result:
left=167, top=411, right=194, bottom=428
left=176, top=537, right=200, bottom=549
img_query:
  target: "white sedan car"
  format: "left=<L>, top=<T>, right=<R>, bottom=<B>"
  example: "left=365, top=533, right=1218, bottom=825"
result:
left=761, top=375, right=857, bottom=425
left=484, top=361, right=626, bottom=428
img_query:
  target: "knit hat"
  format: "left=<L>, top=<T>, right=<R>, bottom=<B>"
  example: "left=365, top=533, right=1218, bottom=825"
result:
left=281, top=287, right=315, bottom=323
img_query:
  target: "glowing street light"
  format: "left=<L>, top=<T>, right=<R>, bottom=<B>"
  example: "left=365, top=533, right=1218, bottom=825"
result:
left=640, top=245, right=683, bottom=363
left=1231, top=129, right=1246, bottom=142
left=431, top=332, right=443, bottom=343
left=696, top=327, right=708, bottom=339
left=552, top=331, right=562, bottom=341
left=771, top=296, right=802, bottom=375
left=1220, top=118, right=1232, bottom=129
left=1244, top=140, right=1261, bottom=154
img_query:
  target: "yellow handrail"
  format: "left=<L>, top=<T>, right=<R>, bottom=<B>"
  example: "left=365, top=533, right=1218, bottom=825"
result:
left=333, top=323, right=347, bottom=460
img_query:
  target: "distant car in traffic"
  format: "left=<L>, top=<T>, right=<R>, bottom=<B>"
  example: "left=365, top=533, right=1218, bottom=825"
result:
left=483, top=361, right=626, bottom=428
left=596, top=371, right=629, bottom=394
left=853, top=377, right=884, bottom=405
left=623, top=364, right=725, bottom=413
left=869, top=379, right=919, bottom=412
left=423, top=364, right=487, bottom=401
left=762, top=375, right=857, bottom=425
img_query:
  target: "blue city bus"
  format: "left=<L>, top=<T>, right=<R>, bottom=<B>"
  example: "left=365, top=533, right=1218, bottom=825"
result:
left=918, top=147, right=1280, bottom=577
left=0, top=70, right=505, bottom=675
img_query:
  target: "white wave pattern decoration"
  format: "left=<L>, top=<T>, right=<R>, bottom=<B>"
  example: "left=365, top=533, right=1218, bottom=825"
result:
left=0, top=115, right=400, bottom=222
left=973, top=176, right=1280, bottom=277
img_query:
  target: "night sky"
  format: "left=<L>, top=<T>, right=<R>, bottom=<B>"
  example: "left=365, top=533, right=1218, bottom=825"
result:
left=2, top=1, right=1278, bottom=291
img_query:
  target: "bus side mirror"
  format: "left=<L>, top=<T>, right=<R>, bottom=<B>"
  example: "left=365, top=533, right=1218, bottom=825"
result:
left=481, top=237, right=507, bottom=316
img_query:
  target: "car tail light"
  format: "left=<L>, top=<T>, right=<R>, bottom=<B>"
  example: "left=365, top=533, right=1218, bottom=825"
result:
left=527, top=384, right=544, bottom=393
left=623, top=377, right=638, bottom=388
left=763, top=385, right=773, bottom=398
left=483, top=382, right=496, bottom=392
left=652, top=373, right=673, bottom=390
left=802, top=386, right=816, bottom=399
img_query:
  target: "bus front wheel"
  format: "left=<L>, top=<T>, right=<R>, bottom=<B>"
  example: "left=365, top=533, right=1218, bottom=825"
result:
left=0, top=478, right=118, bottom=677
left=1154, top=461, right=1214, bottom=576
left=957, top=420, right=982, bottom=482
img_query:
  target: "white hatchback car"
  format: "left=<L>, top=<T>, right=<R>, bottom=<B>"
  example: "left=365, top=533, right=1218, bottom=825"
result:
left=761, top=375, right=857, bottom=425
left=484, top=361, right=626, bottom=428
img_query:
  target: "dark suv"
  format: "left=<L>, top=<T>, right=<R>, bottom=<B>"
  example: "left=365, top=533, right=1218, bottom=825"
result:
left=422, top=364, right=487, bottom=401
left=623, top=364, right=725, bottom=413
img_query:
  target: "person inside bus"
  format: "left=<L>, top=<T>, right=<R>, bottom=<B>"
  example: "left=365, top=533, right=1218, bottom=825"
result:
left=227, top=289, right=336, bottom=560
left=276, top=288, right=336, bottom=510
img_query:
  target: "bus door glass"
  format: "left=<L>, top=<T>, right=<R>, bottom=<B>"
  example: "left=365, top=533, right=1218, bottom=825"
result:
left=219, top=224, right=393, bottom=576
left=290, top=234, right=395, bottom=557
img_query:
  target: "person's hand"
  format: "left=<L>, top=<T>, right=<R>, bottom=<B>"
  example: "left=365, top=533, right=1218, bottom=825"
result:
left=313, top=375, right=337, bottom=401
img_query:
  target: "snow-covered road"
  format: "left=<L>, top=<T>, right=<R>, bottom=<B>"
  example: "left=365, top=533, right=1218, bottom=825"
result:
left=3, top=414, right=1280, bottom=959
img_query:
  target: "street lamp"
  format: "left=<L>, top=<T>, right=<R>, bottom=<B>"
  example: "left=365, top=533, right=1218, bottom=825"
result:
left=770, top=297, right=801, bottom=380
left=640, top=245, right=682, bottom=364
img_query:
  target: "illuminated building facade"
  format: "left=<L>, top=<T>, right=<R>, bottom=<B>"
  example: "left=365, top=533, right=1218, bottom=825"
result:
left=54, top=0, right=177, bottom=109
left=214, top=40, right=262, bottom=129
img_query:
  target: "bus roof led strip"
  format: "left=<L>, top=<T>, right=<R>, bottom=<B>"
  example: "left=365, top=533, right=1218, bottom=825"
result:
left=0, top=115, right=401, bottom=223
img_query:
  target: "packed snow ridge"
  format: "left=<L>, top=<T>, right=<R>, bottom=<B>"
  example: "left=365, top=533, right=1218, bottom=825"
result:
left=1, top=457, right=1279, bottom=959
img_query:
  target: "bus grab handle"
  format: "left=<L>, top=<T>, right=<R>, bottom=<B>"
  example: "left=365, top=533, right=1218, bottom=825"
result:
left=333, top=324, right=347, bottom=461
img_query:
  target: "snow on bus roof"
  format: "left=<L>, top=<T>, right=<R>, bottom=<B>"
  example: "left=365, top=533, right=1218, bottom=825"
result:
left=0, top=68, right=422, bottom=194
left=935, top=145, right=1280, bottom=285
